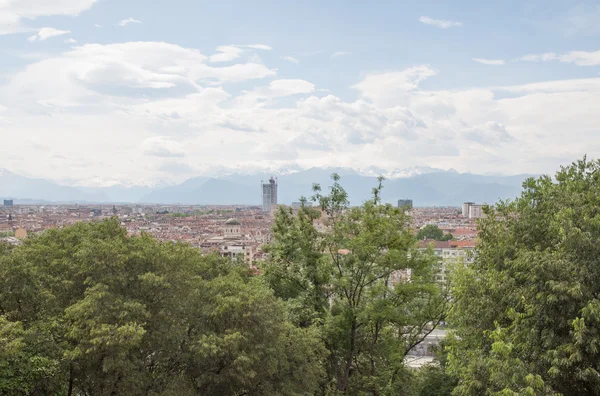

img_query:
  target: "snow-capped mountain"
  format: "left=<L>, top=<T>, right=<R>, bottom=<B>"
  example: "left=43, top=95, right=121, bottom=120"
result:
left=0, top=166, right=536, bottom=206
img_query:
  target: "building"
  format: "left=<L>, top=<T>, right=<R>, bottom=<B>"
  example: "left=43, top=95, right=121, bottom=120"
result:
left=220, top=244, right=255, bottom=263
left=91, top=209, right=102, bottom=217
left=3, top=199, right=13, bottom=207
left=462, top=202, right=474, bottom=217
left=462, top=202, right=486, bottom=219
left=223, top=218, right=242, bottom=239
left=468, top=204, right=485, bottom=219
left=261, top=177, right=278, bottom=213
left=397, top=199, right=413, bottom=209
left=419, top=239, right=476, bottom=284
left=199, top=217, right=262, bottom=265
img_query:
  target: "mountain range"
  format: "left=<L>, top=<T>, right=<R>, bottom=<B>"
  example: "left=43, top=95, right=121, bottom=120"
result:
left=0, top=167, right=535, bottom=206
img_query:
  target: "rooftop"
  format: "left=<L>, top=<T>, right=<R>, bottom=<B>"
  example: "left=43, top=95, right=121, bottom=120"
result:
left=225, top=218, right=241, bottom=225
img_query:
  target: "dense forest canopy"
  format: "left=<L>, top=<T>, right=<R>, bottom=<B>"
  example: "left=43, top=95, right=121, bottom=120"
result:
left=0, top=219, right=323, bottom=395
left=448, top=158, right=600, bottom=395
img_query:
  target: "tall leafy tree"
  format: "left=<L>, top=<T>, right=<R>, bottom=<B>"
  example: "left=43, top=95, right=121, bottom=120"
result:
left=416, top=225, right=453, bottom=242
left=448, top=158, right=600, bottom=395
left=0, top=218, right=324, bottom=395
left=264, top=175, right=447, bottom=394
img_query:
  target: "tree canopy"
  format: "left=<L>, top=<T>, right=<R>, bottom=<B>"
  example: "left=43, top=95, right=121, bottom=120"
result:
left=0, top=218, right=324, bottom=395
left=416, top=225, right=453, bottom=241
left=448, top=158, right=600, bottom=395
left=5, top=158, right=600, bottom=395
left=264, top=175, right=447, bottom=394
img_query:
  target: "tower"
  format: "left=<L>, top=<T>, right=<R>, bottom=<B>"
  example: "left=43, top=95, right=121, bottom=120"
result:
left=261, top=177, right=278, bottom=212
left=269, top=177, right=277, bottom=207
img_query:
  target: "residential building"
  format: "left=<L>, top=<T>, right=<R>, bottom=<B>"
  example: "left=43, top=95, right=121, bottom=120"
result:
left=419, top=239, right=476, bottom=284
left=462, top=202, right=486, bottom=219
left=462, top=202, right=474, bottom=217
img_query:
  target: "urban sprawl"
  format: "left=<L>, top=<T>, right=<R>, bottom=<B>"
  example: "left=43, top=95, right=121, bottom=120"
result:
left=1, top=181, right=486, bottom=368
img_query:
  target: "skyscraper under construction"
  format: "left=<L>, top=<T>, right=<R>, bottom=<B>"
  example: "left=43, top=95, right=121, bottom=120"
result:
left=262, top=177, right=278, bottom=212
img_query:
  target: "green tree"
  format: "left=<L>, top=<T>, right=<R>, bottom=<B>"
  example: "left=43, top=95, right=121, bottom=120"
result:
left=409, top=340, right=457, bottom=396
left=0, top=218, right=324, bottom=395
left=416, top=225, right=453, bottom=241
left=448, top=158, right=600, bottom=395
left=264, top=175, right=448, bottom=394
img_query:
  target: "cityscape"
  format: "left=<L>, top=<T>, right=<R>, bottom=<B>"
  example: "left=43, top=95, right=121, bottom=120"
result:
left=1, top=0, right=599, bottom=394
left=0, top=181, right=483, bottom=370
left=1, top=182, right=484, bottom=267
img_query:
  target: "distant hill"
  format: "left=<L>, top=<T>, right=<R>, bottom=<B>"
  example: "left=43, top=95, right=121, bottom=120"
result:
left=0, top=169, right=109, bottom=203
left=141, top=178, right=256, bottom=205
left=0, top=167, right=535, bottom=206
left=139, top=168, right=533, bottom=206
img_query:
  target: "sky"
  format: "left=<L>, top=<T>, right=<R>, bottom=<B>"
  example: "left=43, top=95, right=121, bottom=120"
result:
left=1, top=0, right=599, bottom=186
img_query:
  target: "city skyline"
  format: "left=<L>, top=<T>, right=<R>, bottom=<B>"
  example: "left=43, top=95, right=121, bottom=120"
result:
left=1, top=0, right=599, bottom=186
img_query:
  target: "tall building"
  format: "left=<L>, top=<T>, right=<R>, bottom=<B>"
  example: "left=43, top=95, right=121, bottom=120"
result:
left=262, top=177, right=278, bottom=212
left=397, top=199, right=413, bottom=209
left=468, top=204, right=485, bottom=219
left=462, top=202, right=475, bottom=217
left=462, top=202, right=485, bottom=219
left=3, top=199, right=13, bottom=207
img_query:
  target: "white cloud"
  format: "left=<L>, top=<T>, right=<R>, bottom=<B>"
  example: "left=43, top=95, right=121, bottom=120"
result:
left=331, top=51, right=351, bottom=59
left=463, top=122, right=512, bottom=143
left=517, top=50, right=600, bottom=66
left=352, top=66, right=436, bottom=106
left=65, top=38, right=77, bottom=44
left=3, top=42, right=275, bottom=109
left=157, top=160, right=196, bottom=174
left=142, top=136, right=187, bottom=157
left=209, top=44, right=273, bottom=63
left=1, top=43, right=599, bottom=184
left=245, top=44, right=273, bottom=50
left=236, top=79, right=315, bottom=107
left=28, top=27, right=70, bottom=41
left=119, top=17, right=142, bottom=27
left=94, top=24, right=102, bottom=28
left=0, top=0, right=98, bottom=35
left=210, top=46, right=245, bottom=63
left=517, top=52, right=558, bottom=62
left=281, top=56, right=299, bottom=64
left=493, top=77, right=600, bottom=94
left=559, top=50, right=600, bottom=66
left=472, top=58, right=505, bottom=65
left=419, top=16, right=462, bottom=28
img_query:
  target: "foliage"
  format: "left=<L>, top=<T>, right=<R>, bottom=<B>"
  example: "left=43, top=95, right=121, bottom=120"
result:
left=408, top=339, right=457, bottom=396
left=0, top=218, right=324, bottom=395
left=167, top=212, right=191, bottom=218
left=448, top=158, right=600, bottom=395
left=416, top=225, right=453, bottom=241
left=411, top=365, right=456, bottom=396
left=264, top=175, right=448, bottom=394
